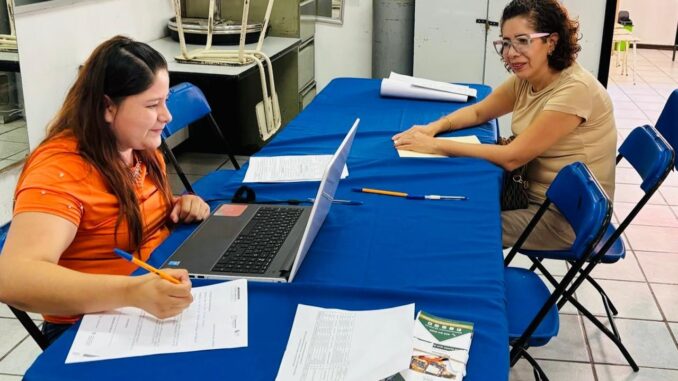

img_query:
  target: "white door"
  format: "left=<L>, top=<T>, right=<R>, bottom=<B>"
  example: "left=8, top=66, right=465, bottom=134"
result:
left=485, top=0, right=514, bottom=137
left=413, top=0, right=489, bottom=83
left=561, top=0, right=606, bottom=77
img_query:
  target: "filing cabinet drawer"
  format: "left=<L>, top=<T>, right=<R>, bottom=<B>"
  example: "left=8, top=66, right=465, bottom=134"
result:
left=298, top=40, right=315, bottom=91
left=299, top=82, right=316, bottom=110
left=300, top=0, right=316, bottom=43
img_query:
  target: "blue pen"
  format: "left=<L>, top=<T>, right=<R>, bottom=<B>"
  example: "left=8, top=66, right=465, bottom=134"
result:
left=352, top=187, right=466, bottom=201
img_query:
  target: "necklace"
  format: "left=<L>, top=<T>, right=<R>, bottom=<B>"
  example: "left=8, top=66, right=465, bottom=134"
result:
left=130, top=154, right=143, bottom=186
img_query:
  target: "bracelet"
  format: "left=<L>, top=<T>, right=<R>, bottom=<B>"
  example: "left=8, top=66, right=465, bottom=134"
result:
left=444, top=116, right=454, bottom=131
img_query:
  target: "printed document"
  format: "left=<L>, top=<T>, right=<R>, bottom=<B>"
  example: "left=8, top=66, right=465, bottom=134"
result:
left=276, top=304, right=414, bottom=381
left=65, top=279, right=248, bottom=363
left=397, top=136, right=481, bottom=158
left=243, top=155, right=349, bottom=183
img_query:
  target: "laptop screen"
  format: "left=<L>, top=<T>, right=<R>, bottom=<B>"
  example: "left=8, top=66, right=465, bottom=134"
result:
left=288, top=118, right=360, bottom=281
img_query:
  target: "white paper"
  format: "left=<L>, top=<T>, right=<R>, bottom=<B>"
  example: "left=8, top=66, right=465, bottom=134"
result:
left=389, top=72, right=477, bottom=98
left=66, top=279, right=248, bottom=363
left=243, top=155, right=349, bottom=183
left=397, top=136, right=481, bottom=158
left=380, top=73, right=477, bottom=103
left=276, top=304, right=414, bottom=381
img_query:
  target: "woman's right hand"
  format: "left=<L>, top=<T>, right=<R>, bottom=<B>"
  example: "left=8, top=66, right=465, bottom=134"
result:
left=127, top=269, right=193, bottom=319
left=392, top=119, right=447, bottom=142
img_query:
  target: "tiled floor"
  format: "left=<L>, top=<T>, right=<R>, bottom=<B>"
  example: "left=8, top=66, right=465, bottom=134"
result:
left=1, top=48, right=677, bottom=379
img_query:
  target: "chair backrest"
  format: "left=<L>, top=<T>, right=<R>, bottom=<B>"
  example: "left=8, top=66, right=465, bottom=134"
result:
left=617, top=10, right=630, bottom=21
left=656, top=89, right=678, bottom=169
left=163, top=82, right=212, bottom=138
left=545, top=162, right=612, bottom=261
left=619, top=125, right=675, bottom=193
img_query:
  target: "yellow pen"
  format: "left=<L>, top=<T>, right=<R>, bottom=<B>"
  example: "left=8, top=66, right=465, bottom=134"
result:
left=114, top=248, right=181, bottom=284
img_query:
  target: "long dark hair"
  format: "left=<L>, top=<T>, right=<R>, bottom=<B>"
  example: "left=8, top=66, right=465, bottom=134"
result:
left=501, top=0, right=581, bottom=71
left=35, top=35, right=173, bottom=251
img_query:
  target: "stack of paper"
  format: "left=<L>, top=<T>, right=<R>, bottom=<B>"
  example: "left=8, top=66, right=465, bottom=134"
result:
left=397, top=136, right=481, bottom=158
left=243, top=155, right=349, bottom=183
left=380, top=73, right=477, bottom=103
left=389, top=311, right=474, bottom=381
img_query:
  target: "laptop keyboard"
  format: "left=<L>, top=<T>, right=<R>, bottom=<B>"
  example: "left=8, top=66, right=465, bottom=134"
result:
left=211, top=206, right=304, bottom=274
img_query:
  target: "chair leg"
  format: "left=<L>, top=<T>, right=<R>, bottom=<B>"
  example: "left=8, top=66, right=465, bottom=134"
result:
left=160, top=139, right=195, bottom=194
left=207, top=113, right=240, bottom=170
left=557, top=291, right=640, bottom=371
left=529, top=259, right=640, bottom=371
left=8, top=306, right=49, bottom=350
left=577, top=268, right=619, bottom=316
left=511, top=345, right=550, bottom=381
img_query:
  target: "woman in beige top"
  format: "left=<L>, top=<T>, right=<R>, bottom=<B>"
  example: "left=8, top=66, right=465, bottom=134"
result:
left=392, top=0, right=616, bottom=250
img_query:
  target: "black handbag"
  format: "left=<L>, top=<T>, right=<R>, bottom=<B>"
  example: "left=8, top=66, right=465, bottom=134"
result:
left=498, top=136, right=529, bottom=211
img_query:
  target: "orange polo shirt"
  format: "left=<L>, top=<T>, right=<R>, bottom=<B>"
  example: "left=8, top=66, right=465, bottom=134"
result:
left=14, top=134, right=171, bottom=324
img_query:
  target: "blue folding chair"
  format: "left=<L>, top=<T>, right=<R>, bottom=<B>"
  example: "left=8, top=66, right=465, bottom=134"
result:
left=160, top=82, right=240, bottom=194
left=505, top=162, right=612, bottom=380
left=0, top=224, right=50, bottom=350
left=656, top=89, right=678, bottom=157
left=516, top=125, right=675, bottom=372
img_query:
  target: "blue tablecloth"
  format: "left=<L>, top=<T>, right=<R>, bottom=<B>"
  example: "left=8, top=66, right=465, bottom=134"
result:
left=25, top=78, right=508, bottom=381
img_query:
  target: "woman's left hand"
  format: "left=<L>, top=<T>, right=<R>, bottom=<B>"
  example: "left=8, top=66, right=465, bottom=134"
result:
left=169, top=195, right=211, bottom=224
left=393, top=130, right=441, bottom=155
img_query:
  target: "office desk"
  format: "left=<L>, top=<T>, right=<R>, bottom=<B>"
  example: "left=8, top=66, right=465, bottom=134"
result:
left=25, top=78, right=508, bottom=381
left=148, top=36, right=302, bottom=154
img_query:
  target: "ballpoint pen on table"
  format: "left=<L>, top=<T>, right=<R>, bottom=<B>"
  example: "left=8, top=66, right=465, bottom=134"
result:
left=352, top=187, right=467, bottom=201
left=113, top=248, right=181, bottom=284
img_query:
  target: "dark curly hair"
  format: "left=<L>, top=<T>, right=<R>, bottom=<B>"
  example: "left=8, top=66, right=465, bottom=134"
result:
left=501, top=0, right=581, bottom=71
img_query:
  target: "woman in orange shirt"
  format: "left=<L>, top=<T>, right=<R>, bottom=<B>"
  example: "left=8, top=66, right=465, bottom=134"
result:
left=0, top=36, right=210, bottom=344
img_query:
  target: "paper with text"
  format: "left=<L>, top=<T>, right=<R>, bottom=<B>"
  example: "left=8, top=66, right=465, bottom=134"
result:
left=276, top=304, right=414, bottom=381
left=65, top=279, right=248, bottom=363
left=397, top=136, right=481, bottom=158
left=243, top=155, right=349, bottom=183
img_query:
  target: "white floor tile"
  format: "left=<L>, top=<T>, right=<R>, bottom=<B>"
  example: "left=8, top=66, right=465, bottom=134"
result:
left=596, top=364, right=678, bottom=381
left=510, top=359, right=594, bottom=381
left=0, top=337, right=41, bottom=375
left=0, top=375, right=23, bottom=381
left=0, top=318, right=28, bottom=358
left=636, top=251, right=678, bottom=284
left=650, top=284, right=678, bottom=322
left=590, top=251, right=645, bottom=282
left=574, top=279, right=662, bottom=320
left=529, top=314, right=590, bottom=362
left=585, top=317, right=678, bottom=368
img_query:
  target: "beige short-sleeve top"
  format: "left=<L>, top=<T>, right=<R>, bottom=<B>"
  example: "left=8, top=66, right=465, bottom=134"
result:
left=504, top=62, right=617, bottom=203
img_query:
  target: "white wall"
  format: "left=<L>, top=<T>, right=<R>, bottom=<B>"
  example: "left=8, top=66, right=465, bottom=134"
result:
left=15, top=0, right=174, bottom=149
left=0, top=0, right=174, bottom=225
left=315, top=0, right=373, bottom=91
left=619, top=0, right=677, bottom=46
left=562, top=0, right=606, bottom=78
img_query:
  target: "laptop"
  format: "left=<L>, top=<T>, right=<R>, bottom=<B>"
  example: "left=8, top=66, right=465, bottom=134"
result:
left=162, top=118, right=360, bottom=283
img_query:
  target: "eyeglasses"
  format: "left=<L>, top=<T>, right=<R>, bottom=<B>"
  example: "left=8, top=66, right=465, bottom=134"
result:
left=493, top=33, right=551, bottom=56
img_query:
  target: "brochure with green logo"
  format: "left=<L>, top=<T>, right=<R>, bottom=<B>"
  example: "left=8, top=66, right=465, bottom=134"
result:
left=384, top=311, right=474, bottom=381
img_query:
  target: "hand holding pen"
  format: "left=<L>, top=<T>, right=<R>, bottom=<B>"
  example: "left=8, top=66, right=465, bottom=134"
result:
left=114, top=248, right=193, bottom=319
